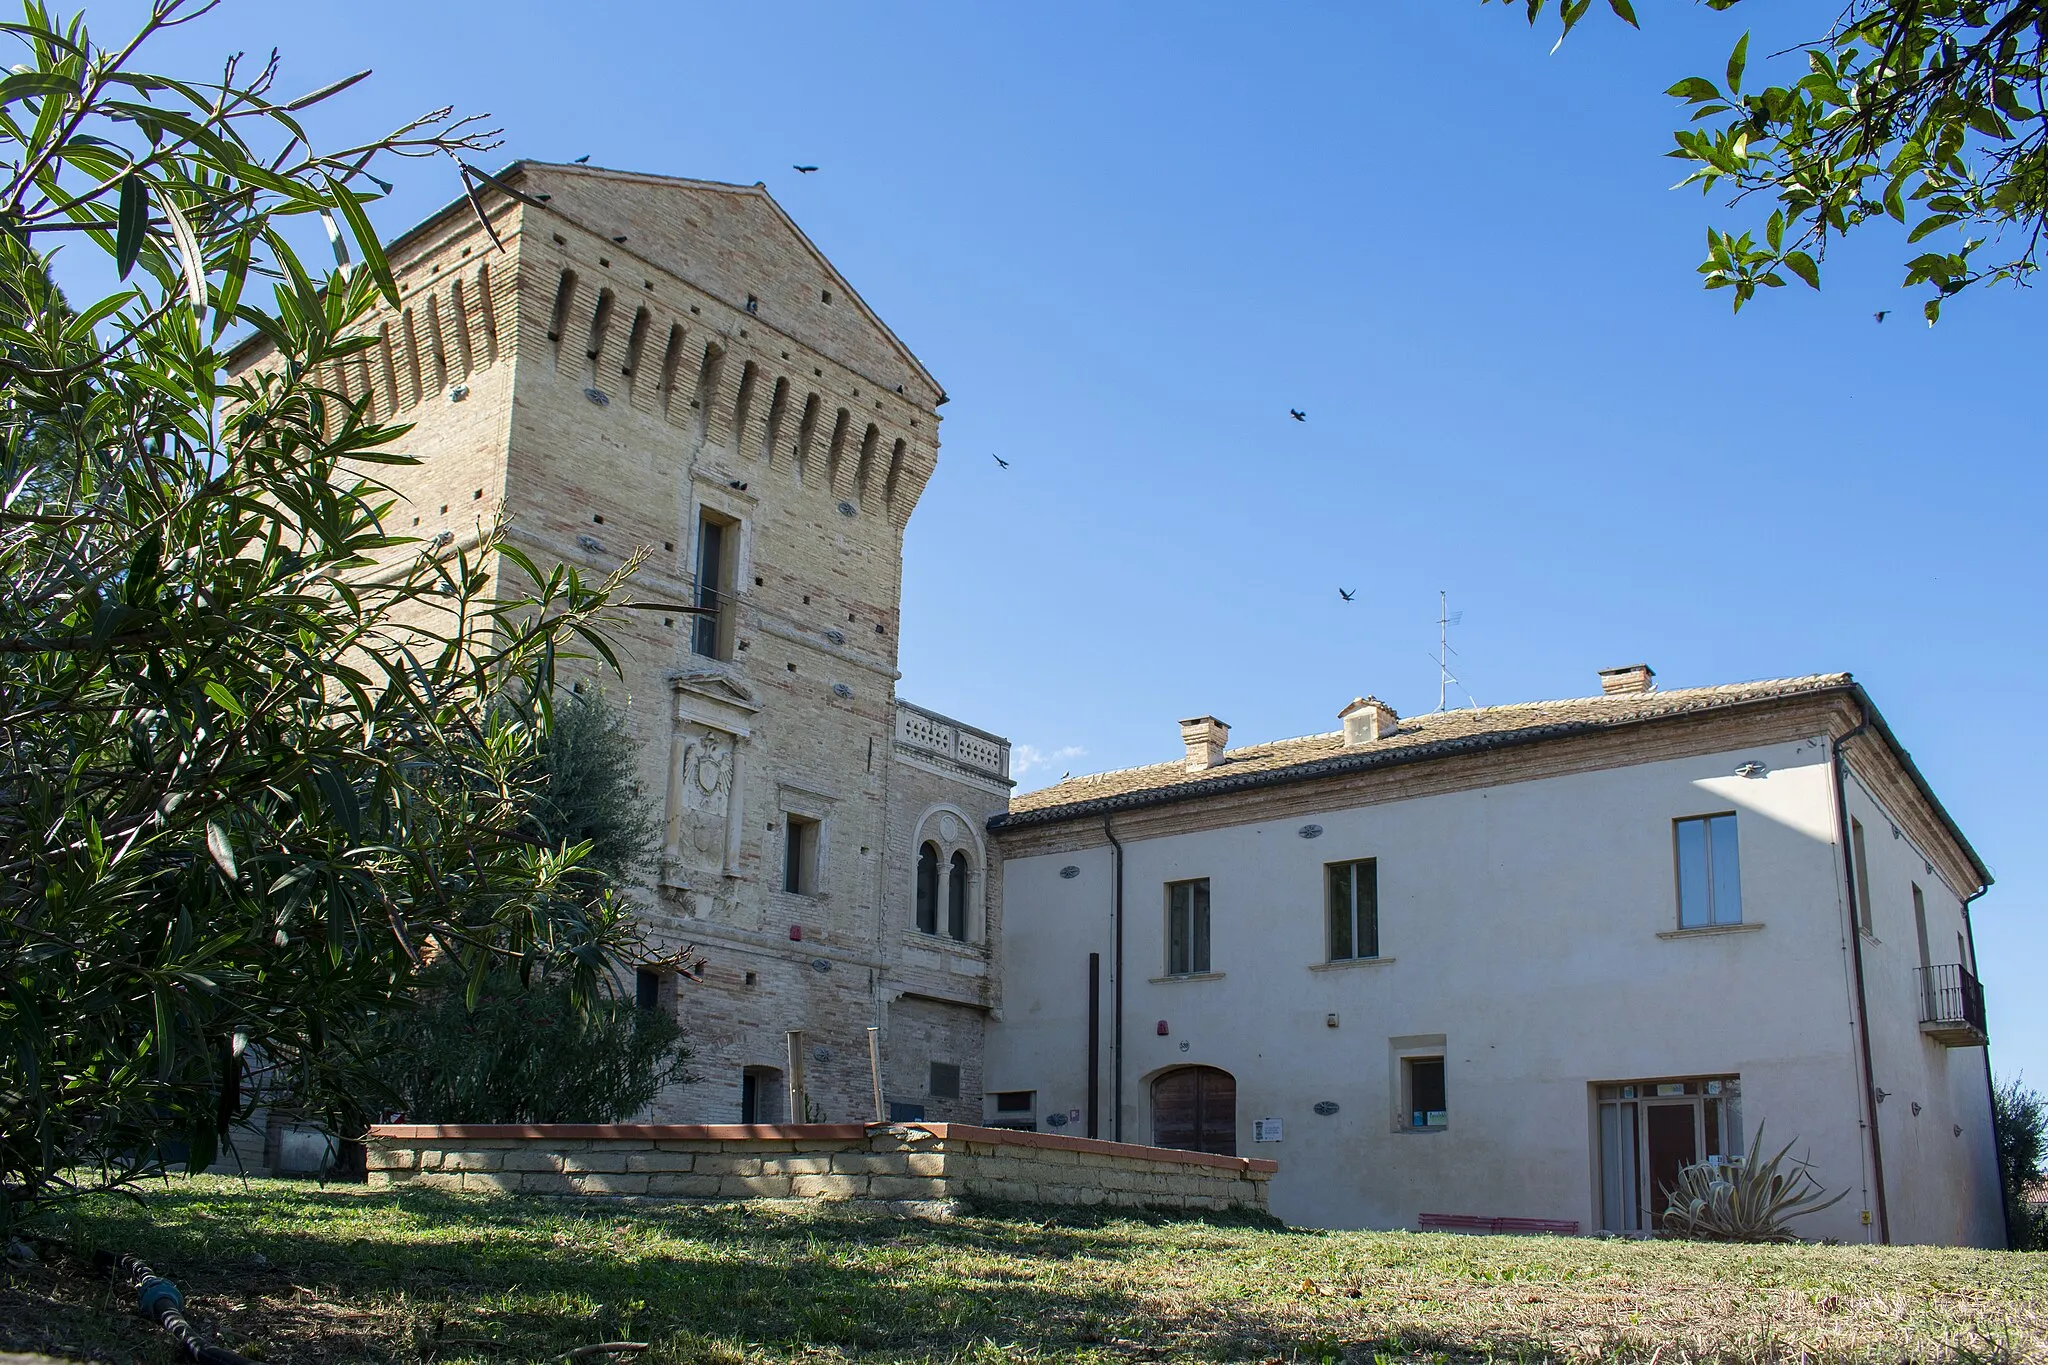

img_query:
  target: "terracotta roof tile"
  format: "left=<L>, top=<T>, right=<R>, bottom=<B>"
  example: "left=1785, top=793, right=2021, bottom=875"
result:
left=998, top=674, right=1856, bottom=827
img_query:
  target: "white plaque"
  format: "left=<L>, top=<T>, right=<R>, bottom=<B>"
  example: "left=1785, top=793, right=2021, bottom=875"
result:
left=1253, top=1117, right=1283, bottom=1142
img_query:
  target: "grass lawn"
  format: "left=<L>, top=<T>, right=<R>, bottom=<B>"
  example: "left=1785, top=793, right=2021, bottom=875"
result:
left=3, top=1178, right=2044, bottom=1363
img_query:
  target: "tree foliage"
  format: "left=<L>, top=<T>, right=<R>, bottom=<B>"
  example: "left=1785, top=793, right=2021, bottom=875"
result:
left=367, top=689, right=690, bottom=1127
left=1495, top=0, right=2048, bottom=318
left=0, top=1, right=645, bottom=1227
left=1995, top=1074, right=2048, bottom=1249
left=372, top=960, right=692, bottom=1125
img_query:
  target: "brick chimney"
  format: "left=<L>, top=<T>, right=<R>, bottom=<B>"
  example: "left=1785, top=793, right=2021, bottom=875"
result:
left=1598, top=664, right=1656, bottom=696
left=1178, top=716, right=1230, bottom=771
left=1339, top=696, right=1399, bottom=746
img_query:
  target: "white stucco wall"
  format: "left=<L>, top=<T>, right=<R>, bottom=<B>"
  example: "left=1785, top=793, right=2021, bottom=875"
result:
left=987, top=734, right=2002, bottom=1244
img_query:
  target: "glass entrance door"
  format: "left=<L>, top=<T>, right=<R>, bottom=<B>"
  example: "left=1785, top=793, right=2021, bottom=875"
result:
left=1596, top=1076, right=1741, bottom=1232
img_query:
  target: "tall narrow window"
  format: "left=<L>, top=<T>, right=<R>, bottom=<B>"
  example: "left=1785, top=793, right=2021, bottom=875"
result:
left=635, top=968, right=661, bottom=1011
left=1851, top=818, right=1873, bottom=934
left=915, top=841, right=940, bottom=934
left=947, top=850, right=969, bottom=941
left=1167, top=878, right=1211, bottom=976
left=783, top=815, right=818, bottom=895
left=1327, top=859, right=1379, bottom=961
left=1674, top=813, right=1742, bottom=928
left=690, top=509, right=736, bottom=660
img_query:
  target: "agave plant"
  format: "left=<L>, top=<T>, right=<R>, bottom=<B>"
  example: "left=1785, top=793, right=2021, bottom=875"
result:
left=1661, top=1122, right=1849, bottom=1243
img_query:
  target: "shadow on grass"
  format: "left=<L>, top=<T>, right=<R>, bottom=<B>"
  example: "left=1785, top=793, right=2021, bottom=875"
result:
left=12, top=1182, right=1363, bottom=1364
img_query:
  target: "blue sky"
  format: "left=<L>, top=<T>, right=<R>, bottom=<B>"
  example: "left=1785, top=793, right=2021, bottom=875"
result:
left=103, top=2, right=2043, bottom=1081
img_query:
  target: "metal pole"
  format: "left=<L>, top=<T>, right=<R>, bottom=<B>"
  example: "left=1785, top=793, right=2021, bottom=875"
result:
left=786, top=1029, right=806, bottom=1125
left=867, top=1025, right=885, bottom=1123
left=1087, top=952, right=1101, bottom=1139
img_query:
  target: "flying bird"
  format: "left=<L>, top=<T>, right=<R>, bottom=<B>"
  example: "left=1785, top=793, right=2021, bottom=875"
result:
left=572, top=154, right=591, bottom=164
left=1289, top=409, right=1306, bottom=422
left=1338, top=588, right=1355, bottom=602
left=991, top=454, right=1009, bottom=469
left=1874, top=310, right=1889, bottom=323
left=793, top=164, right=819, bottom=173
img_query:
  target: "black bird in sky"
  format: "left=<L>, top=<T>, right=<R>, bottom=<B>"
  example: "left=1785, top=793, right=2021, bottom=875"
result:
left=793, top=165, right=819, bottom=173
left=1338, top=588, right=1355, bottom=602
left=1874, top=310, right=1889, bottom=323
left=572, top=154, right=591, bottom=164
left=1289, top=409, right=1307, bottom=422
left=991, top=454, right=1009, bottom=469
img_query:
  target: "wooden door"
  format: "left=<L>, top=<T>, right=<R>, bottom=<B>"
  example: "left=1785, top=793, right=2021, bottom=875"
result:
left=1151, top=1066, right=1236, bottom=1156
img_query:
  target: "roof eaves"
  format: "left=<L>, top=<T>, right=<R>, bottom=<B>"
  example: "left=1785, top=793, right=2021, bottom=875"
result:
left=988, top=677, right=1865, bottom=833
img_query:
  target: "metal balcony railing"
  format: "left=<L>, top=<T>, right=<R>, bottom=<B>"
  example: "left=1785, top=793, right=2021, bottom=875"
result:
left=1916, top=963, right=1988, bottom=1047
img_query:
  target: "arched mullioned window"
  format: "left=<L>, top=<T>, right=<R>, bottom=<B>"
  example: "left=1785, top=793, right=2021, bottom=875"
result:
left=915, top=842, right=940, bottom=935
left=947, top=850, right=969, bottom=941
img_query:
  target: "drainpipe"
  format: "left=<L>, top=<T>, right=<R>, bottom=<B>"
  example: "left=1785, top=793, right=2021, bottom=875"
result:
left=1830, top=706, right=1889, bottom=1244
left=1104, top=816, right=1125, bottom=1143
left=1087, top=952, right=1101, bottom=1140
left=1964, top=885, right=2010, bottom=1249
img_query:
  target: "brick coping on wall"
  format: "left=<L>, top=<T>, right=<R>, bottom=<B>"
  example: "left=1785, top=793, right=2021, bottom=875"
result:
left=365, top=1121, right=1279, bottom=1175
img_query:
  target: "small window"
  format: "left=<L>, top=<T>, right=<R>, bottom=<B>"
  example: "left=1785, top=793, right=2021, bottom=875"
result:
left=635, top=968, right=661, bottom=1011
left=915, top=841, right=940, bottom=934
left=1674, top=813, right=1742, bottom=929
left=783, top=814, right=818, bottom=895
left=946, top=850, right=970, bottom=941
left=1166, top=878, right=1211, bottom=976
left=1327, top=858, right=1379, bottom=961
left=1405, top=1057, right=1447, bottom=1130
left=994, top=1091, right=1035, bottom=1113
left=741, top=1066, right=784, bottom=1123
left=887, top=1100, right=925, bottom=1122
left=1851, top=817, right=1873, bottom=934
left=929, top=1062, right=961, bottom=1100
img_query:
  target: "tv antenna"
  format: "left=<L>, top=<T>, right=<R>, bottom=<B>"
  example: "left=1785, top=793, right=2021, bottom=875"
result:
left=1430, top=591, right=1478, bottom=711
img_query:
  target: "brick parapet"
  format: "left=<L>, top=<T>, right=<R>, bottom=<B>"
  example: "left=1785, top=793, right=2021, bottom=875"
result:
left=364, top=1122, right=1273, bottom=1213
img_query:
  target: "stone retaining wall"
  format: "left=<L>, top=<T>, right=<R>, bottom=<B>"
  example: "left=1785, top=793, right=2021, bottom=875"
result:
left=364, top=1122, right=1276, bottom=1214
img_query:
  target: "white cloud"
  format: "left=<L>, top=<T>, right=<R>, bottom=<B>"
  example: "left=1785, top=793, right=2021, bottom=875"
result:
left=1012, top=743, right=1087, bottom=782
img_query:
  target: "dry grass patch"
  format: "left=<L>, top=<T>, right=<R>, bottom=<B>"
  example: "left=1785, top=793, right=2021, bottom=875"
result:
left=1, top=1177, right=2042, bottom=1363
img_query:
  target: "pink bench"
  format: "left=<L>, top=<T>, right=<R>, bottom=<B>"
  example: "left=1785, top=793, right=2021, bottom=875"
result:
left=1418, top=1212, right=1579, bottom=1236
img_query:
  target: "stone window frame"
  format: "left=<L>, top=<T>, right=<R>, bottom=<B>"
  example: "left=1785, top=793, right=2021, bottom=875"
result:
left=775, top=783, right=835, bottom=902
left=685, top=476, right=757, bottom=666
left=908, top=804, right=987, bottom=946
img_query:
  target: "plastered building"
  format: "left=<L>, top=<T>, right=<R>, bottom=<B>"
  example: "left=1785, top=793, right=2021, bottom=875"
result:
left=231, top=162, right=1011, bottom=1128
left=984, top=669, right=2003, bottom=1245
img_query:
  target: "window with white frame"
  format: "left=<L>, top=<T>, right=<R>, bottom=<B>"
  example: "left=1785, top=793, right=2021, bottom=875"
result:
left=1674, top=813, right=1743, bottom=928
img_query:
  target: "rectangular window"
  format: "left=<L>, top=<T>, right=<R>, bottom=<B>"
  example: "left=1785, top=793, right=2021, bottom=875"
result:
left=929, top=1061, right=961, bottom=1099
left=1851, top=817, right=1873, bottom=934
left=1326, top=858, right=1379, bottom=961
left=1166, top=878, right=1211, bottom=976
left=1674, top=813, right=1742, bottom=928
left=993, top=1090, right=1035, bottom=1113
left=690, top=509, right=737, bottom=660
left=1405, top=1057, right=1447, bottom=1130
left=782, top=814, right=818, bottom=895
left=635, top=968, right=661, bottom=1011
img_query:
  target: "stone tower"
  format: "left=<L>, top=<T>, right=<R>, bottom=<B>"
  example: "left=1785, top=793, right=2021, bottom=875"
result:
left=231, top=162, right=1010, bottom=1125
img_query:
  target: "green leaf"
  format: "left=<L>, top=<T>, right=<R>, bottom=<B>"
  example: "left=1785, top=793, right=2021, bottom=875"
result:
left=114, top=171, right=145, bottom=279
left=324, top=175, right=397, bottom=309
left=158, top=192, right=206, bottom=319
left=1782, top=251, right=1819, bottom=289
left=1726, top=32, right=1749, bottom=97
left=1907, top=214, right=1960, bottom=243
left=1606, top=0, right=1638, bottom=26
left=1666, top=76, right=1722, bottom=103
left=1923, top=298, right=1941, bottom=326
left=206, top=821, right=238, bottom=881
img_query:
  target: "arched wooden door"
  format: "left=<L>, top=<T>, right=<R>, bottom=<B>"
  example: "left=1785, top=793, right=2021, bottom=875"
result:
left=1150, top=1066, right=1236, bottom=1156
